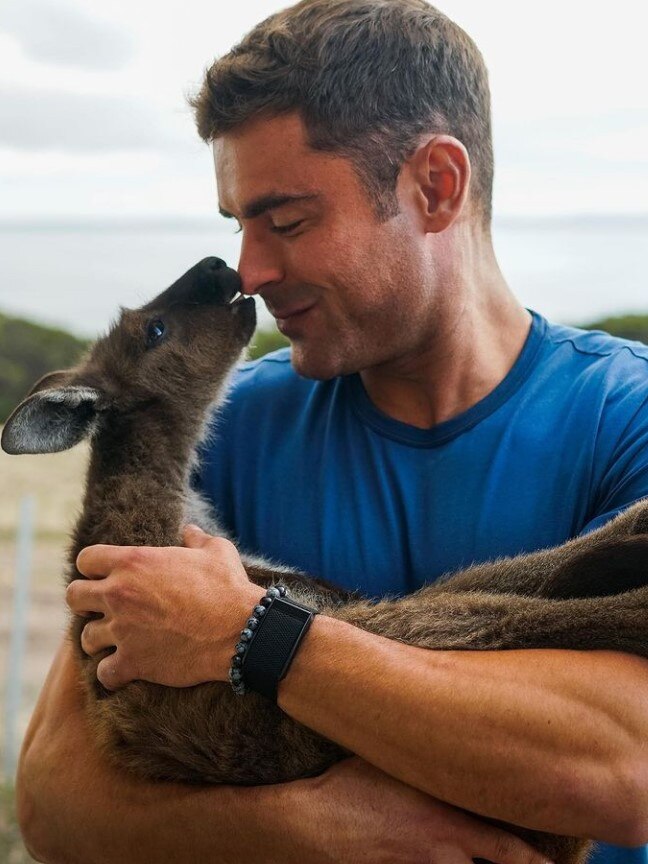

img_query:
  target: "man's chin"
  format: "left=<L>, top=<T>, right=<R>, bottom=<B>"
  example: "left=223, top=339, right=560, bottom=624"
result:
left=289, top=342, right=351, bottom=381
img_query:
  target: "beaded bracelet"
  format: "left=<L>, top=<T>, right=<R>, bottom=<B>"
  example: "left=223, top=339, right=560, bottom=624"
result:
left=228, top=584, right=287, bottom=695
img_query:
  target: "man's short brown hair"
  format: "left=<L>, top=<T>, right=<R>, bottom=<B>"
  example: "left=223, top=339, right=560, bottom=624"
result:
left=191, top=0, right=494, bottom=227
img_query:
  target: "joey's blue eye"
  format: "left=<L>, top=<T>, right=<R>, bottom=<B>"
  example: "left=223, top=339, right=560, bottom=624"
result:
left=146, top=320, right=166, bottom=348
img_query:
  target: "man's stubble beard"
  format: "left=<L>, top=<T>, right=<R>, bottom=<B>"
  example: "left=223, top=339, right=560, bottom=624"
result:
left=288, top=312, right=420, bottom=381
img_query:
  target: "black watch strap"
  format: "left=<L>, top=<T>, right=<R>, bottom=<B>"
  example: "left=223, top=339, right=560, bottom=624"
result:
left=242, top=596, right=317, bottom=702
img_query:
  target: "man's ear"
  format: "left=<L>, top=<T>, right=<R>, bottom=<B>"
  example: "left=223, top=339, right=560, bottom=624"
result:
left=405, top=134, right=472, bottom=233
left=1, top=370, right=103, bottom=455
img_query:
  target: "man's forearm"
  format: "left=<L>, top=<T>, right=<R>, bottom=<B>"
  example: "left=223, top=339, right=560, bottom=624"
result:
left=17, top=641, right=311, bottom=864
left=22, top=641, right=560, bottom=864
left=21, top=738, right=295, bottom=864
left=278, top=615, right=648, bottom=844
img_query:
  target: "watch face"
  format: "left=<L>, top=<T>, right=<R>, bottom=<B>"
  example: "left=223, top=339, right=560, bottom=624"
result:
left=272, top=596, right=316, bottom=621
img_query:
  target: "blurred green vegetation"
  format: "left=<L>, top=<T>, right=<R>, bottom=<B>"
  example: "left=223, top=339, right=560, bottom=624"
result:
left=580, top=314, right=648, bottom=343
left=247, top=327, right=289, bottom=360
left=1, top=310, right=647, bottom=424
left=0, top=311, right=89, bottom=423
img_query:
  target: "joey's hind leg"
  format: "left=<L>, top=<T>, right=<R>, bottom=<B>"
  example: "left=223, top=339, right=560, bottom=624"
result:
left=488, top=587, right=648, bottom=658
left=335, top=586, right=648, bottom=660
left=543, top=536, right=648, bottom=600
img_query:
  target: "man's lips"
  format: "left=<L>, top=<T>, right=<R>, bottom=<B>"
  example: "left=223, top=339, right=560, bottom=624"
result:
left=269, top=302, right=316, bottom=321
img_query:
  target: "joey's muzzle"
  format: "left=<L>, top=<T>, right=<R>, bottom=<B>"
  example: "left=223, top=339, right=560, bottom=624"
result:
left=143, top=257, right=243, bottom=309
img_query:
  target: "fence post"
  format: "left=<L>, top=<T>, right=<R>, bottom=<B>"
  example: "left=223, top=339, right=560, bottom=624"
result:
left=3, top=495, right=35, bottom=781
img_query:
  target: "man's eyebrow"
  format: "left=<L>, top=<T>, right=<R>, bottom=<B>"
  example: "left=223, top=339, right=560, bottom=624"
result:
left=218, top=193, right=320, bottom=221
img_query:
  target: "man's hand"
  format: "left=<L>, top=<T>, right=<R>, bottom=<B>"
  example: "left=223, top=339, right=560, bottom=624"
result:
left=292, top=756, right=554, bottom=864
left=66, top=525, right=261, bottom=690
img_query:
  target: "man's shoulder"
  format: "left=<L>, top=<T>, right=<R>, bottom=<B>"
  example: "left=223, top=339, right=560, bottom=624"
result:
left=538, top=316, right=648, bottom=409
left=234, top=346, right=296, bottom=386
left=543, top=317, right=648, bottom=371
left=223, top=347, right=324, bottom=414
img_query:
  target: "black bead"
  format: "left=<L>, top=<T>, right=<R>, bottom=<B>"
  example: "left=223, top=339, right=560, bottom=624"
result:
left=277, top=585, right=287, bottom=596
left=231, top=656, right=242, bottom=668
left=260, top=596, right=273, bottom=608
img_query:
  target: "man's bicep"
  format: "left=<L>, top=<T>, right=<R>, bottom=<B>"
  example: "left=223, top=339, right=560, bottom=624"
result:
left=579, top=500, right=648, bottom=535
left=580, top=406, right=648, bottom=536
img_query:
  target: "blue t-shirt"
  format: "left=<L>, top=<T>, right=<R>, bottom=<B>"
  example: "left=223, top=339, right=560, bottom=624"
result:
left=197, top=310, right=648, bottom=863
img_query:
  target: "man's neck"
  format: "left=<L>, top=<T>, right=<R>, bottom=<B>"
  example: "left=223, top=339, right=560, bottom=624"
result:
left=360, top=248, right=532, bottom=430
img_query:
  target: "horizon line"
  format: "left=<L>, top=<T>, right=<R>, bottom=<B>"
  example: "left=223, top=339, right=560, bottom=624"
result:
left=1, top=212, right=648, bottom=231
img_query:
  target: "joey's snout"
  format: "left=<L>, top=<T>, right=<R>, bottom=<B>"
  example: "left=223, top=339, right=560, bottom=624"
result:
left=143, top=257, right=243, bottom=310
left=192, top=257, right=243, bottom=305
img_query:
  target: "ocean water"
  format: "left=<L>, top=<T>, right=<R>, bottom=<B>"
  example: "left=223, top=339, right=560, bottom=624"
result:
left=0, top=215, right=646, bottom=338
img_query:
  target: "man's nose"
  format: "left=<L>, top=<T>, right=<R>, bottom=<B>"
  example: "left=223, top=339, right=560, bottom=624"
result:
left=237, top=230, right=285, bottom=296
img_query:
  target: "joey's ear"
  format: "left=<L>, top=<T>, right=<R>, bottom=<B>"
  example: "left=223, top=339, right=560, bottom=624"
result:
left=1, top=373, right=103, bottom=455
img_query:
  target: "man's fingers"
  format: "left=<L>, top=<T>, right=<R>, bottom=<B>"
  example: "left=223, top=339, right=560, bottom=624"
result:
left=182, top=524, right=212, bottom=549
left=76, top=543, right=136, bottom=578
left=66, top=579, right=106, bottom=616
left=473, top=826, right=554, bottom=864
left=80, top=619, right=113, bottom=657
left=97, top=650, right=132, bottom=691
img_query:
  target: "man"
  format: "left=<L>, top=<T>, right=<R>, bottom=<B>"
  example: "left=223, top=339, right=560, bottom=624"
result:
left=18, top=1, right=648, bottom=862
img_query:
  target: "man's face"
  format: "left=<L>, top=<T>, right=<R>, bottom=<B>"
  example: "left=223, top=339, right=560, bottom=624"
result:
left=214, top=112, right=437, bottom=379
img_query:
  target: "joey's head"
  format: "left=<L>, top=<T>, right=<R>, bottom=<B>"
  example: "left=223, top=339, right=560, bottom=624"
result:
left=1, top=257, right=256, bottom=455
left=92, top=257, right=255, bottom=406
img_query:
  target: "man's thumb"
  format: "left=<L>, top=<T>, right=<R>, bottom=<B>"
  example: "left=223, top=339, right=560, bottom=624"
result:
left=182, top=524, right=211, bottom=548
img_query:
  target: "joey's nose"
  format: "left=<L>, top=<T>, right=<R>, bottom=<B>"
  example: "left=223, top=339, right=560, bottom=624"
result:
left=145, top=257, right=242, bottom=310
left=192, top=257, right=242, bottom=304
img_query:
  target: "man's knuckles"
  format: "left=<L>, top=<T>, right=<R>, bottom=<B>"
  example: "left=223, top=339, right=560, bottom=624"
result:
left=203, top=535, right=238, bottom=557
left=103, top=578, right=141, bottom=612
left=119, top=545, right=156, bottom=571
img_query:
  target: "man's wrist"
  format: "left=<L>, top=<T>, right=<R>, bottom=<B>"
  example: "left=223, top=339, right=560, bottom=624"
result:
left=212, top=583, right=266, bottom=682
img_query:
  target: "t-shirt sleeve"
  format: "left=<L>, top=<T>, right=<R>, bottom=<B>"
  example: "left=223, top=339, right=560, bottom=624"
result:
left=579, top=383, right=648, bottom=535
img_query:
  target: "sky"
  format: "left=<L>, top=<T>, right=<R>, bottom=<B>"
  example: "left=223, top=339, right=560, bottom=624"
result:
left=0, top=0, right=647, bottom=223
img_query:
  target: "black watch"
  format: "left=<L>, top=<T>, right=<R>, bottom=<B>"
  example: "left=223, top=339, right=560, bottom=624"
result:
left=242, top=595, right=317, bottom=702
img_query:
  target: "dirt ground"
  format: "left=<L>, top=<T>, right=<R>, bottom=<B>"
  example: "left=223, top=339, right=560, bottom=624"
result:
left=0, top=438, right=87, bottom=859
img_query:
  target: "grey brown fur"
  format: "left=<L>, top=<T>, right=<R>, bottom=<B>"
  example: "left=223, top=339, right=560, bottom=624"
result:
left=4, top=258, right=648, bottom=864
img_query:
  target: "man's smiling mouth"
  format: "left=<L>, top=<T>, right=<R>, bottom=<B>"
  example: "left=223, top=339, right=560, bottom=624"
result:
left=270, top=302, right=317, bottom=321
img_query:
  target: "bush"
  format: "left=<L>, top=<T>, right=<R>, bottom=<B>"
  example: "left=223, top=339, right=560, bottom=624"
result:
left=580, top=314, right=648, bottom=344
left=0, top=312, right=88, bottom=424
left=247, top=327, right=290, bottom=360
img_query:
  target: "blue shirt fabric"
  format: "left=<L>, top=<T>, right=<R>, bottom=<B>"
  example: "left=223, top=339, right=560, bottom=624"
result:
left=197, top=310, right=648, bottom=863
